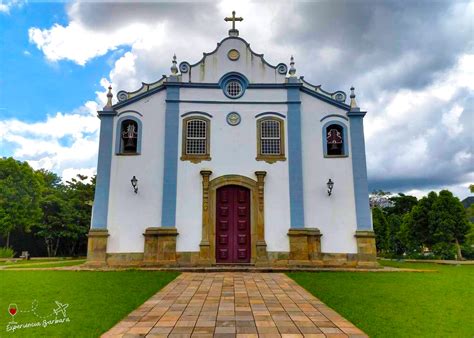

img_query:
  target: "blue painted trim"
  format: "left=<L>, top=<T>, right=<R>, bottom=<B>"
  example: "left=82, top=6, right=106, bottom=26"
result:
left=180, top=111, right=213, bottom=118
left=177, top=83, right=290, bottom=89
left=255, top=112, right=286, bottom=119
left=322, top=120, right=349, bottom=157
left=161, top=86, right=180, bottom=227
left=218, top=72, right=249, bottom=99
left=348, top=110, right=372, bottom=230
left=91, top=110, right=116, bottom=229
left=117, top=110, right=143, bottom=117
left=287, top=87, right=305, bottom=228
left=166, top=100, right=299, bottom=105
left=320, top=114, right=348, bottom=122
left=115, top=115, right=143, bottom=155
left=300, top=86, right=350, bottom=110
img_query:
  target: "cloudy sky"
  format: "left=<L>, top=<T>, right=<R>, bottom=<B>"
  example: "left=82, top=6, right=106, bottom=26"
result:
left=0, top=0, right=472, bottom=199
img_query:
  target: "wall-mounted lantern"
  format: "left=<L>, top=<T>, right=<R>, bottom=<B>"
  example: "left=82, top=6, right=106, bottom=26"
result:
left=327, top=179, right=334, bottom=196
left=131, top=176, right=138, bottom=194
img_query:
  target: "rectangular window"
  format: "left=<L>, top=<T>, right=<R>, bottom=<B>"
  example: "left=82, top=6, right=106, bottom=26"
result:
left=181, top=116, right=211, bottom=163
left=186, top=120, right=207, bottom=154
left=261, top=120, right=281, bottom=155
left=256, top=117, right=286, bottom=163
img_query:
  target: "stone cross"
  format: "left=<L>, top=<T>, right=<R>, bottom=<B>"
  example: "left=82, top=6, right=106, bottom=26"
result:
left=224, top=11, right=243, bottom=36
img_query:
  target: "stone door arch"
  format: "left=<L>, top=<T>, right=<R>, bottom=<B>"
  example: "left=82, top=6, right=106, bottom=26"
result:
left=199, top=172, right=268, bottom=265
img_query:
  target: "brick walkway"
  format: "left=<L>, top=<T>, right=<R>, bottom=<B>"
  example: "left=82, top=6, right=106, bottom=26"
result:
left=103, top=273, right=367, bottom=337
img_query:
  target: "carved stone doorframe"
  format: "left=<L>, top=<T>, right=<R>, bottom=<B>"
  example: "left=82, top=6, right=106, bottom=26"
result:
left=199, top=171, right=268, bottom=265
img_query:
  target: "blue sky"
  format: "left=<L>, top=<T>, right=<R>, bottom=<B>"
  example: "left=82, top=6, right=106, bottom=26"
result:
left=0, top=0, right=472, bottom=199
left=1, top=3, right=111, bottom=121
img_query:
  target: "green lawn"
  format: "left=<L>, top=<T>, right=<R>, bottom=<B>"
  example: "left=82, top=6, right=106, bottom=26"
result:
left=3, top=259, right=86, bottom=269
left=289, top=261, right=474, bottom=338
left=0, top=270, right=179, bottom=337
left=0, top=258, right=71, bottom=266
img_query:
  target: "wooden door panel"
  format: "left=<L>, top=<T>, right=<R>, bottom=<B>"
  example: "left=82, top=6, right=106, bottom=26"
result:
left=216, top=185, right=250, bottom=263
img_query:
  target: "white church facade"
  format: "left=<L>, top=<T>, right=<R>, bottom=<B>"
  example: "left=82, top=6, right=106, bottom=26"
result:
left=87, top=14, right=377, bottom=268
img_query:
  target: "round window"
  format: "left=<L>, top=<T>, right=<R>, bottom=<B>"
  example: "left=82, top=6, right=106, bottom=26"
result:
left=225, top=80, right=242, bottom=98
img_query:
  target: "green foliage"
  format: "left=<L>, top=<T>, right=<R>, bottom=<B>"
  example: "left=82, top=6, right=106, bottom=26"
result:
left=0, top=246, right=15, bottom=258
left=0, top=157, right=42, bottom=247
left=372, top=189, right=472, bottom=260
left=35, top=171, right=95, bottom=257
left=386, top=193, right=418, bottom=215
left=372, top=207, right=389, bottom=252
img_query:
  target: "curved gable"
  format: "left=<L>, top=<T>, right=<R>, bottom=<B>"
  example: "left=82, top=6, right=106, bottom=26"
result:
left=179, top=37, right=288, bottom=84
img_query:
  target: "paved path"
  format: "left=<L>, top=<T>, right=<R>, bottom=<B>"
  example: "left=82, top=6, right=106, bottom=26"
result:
left=103, top=273, right=367, bottom=337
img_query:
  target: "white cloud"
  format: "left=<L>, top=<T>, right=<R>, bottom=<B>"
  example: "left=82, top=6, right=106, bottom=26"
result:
left=28, top=21, right=163, bottom=66
left=0, top=99, right=102, bottom=182
left=0, top=0, right=24, bottom=14
left=442, top=104, right=464, bottom=136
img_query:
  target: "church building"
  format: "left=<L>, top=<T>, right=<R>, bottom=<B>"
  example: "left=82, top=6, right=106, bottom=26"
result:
left=87, top=13, right=377, bottom=268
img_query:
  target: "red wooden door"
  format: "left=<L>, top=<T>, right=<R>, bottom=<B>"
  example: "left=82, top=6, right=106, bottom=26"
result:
left=216, top=185, right=251, bottom=264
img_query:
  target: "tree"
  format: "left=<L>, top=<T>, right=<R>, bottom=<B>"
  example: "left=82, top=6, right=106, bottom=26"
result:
left=35, top=170, right=70, bottom=257
left=372, top=207, right=389, bottom=253
left=0, top=158, right=41, bottom=248
left=370, top=190, right=394, bottom=209
left=429, top=190, right=470, bottom=260
left=62, top=175, right=95, bottom=256
left=401, top=192, right=438, bottom=252
left=386, top=193, right=418, bottom=216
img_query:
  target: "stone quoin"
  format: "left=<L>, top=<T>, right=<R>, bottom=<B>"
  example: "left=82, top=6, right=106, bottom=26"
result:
left=87, top=11, right=377, bottom=268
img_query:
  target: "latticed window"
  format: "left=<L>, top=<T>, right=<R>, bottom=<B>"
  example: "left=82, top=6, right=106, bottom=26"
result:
left=181, top=116, right=211, bottom=163
left=186, top=119, right=207, bottom=154
left=261, top=120, right=281, bottom=155
left=225, top=80, right=242, bottom=98
left=326, top=124, right=344, bottom=156
left=256, top=117, right=285, bottom=163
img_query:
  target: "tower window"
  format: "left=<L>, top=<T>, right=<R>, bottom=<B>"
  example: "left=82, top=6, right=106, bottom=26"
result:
left=121, top=120, right=138, bottom=153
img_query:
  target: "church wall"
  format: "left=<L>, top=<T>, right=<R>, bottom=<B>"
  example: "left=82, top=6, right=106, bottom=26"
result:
left=175, top=95, right=291, bottom=253
left=182, top=38, right=287, bottom=84
left=179, top=88, right=287, bottom=102
left=300, top=92, right=358, bottom=254
left=107, top=91, right=167, bottom=253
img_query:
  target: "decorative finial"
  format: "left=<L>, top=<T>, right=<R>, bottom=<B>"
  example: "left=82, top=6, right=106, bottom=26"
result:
left=350, top=86, right=359, bottom=109
left=104, top=85, right=113, bottom=109
left=171, top=54, right=178, bottom=75
left=224, top=10, right=243, bottom=37
left=289, top=55, right=296, bottom=77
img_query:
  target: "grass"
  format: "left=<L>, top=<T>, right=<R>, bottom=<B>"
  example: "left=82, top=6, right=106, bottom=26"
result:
left=3, top=259, right=86, bottom=269
left=288, top=261, right=474, bottom=338
left=0, top=258, right=69, bottom=266
left=0, top=270, right=179, bottom=337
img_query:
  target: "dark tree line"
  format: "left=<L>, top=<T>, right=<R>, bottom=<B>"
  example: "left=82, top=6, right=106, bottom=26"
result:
left=0, top=157, right=94, bottom=257
left=371, top=190, right=473, bottom=260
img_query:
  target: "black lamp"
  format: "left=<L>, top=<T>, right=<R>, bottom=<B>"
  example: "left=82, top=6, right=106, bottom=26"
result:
left=327, top=179, right=334, bottom=196
left=131, top=176, right=138, bottom=194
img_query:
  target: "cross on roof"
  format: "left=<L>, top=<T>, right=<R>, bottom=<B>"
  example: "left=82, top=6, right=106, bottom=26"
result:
left=224, top=11, right=243, bottom=36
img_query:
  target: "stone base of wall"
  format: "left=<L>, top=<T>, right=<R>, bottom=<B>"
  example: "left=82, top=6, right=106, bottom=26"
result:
left=92, top=228, right=378, bottom=268
left=287, top=228, right=323, bottom=266
left=143, top=227, right=179, bottom=266
left=354, top=230, right=378, bottom=267
left=101, top=251, right=377, bottom=268
left=85, top=229, right=109, bottom=267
